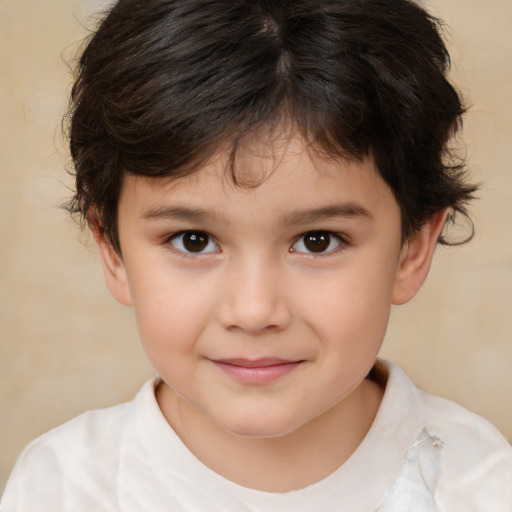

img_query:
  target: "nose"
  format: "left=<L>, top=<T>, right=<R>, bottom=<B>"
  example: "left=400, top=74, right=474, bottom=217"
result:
left=217, top=256, right=292, bottom=334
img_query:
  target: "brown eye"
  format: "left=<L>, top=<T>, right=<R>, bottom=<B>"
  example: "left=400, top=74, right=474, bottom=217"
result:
left=303, top=232, right=330, bottom=252
left=292, top=231, right=342, bottom=254
left=170, top=231, right=218, bottom=254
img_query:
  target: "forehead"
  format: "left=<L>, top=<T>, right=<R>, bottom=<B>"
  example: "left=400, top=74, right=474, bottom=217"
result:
left=117, top=131, right=398, bottom=224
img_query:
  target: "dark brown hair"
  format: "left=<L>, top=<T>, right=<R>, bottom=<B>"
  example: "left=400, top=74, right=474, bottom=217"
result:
left=66, top=0, right=476, bottom=252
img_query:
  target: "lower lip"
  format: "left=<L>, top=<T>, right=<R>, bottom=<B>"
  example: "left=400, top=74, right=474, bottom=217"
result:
left=213, top=361, right=302, bottom=384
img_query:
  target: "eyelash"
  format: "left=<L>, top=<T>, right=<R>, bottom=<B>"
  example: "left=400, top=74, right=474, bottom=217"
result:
left=167, top=231, right=220, bottom=255
left=165, top=230, right=348, bottom=257
left=290, top=231, right=347, bottom=255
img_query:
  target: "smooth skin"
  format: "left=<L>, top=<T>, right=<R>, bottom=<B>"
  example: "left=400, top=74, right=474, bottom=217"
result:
left=92, top=131, right=446, bottom=492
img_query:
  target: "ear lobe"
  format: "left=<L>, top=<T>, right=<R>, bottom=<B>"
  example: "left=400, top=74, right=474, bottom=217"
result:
left=90, top=222, right=133, bottom=307
left=392, top=209, right=448, bottom=305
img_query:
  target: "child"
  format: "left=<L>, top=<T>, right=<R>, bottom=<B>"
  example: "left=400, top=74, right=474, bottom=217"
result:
left=2, top=0, right=511, bottom=510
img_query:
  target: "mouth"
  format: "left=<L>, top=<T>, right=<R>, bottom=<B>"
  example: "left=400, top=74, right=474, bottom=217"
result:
left=210, top=358, right=304, bottom=384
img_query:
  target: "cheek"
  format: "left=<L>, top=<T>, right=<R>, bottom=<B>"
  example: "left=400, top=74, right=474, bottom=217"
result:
left=298, top=262, right=396, bottom=349
left=128, top=270, right=216, bottom=367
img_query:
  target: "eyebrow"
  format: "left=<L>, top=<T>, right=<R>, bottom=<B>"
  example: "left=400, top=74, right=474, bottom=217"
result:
left=282, top=203, right=373, bottom=225
left=141, top=206, right=216, bottom=222
left=141, top=202, right=373, bottom=225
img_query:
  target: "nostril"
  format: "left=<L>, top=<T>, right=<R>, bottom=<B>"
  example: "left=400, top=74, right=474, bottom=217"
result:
left=218, top=298, right=292, bottom=334
left=223, top=321, right=284, bottom=335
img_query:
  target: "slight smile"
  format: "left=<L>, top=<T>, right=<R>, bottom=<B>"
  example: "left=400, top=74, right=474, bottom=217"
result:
left=211, top=358, right=305, bottom=384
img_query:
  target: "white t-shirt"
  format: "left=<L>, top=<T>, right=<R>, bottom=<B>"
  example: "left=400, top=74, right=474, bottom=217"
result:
left=2, top=361, right=511, bottom=511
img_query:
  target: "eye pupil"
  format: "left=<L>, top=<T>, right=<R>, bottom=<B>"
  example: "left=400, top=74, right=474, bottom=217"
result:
left=304, top=231, right=330, bottom=252
left=183, top=232, right=209, bottom=252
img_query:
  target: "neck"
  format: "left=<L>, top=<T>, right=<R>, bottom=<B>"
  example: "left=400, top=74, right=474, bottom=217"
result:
left=156, top=377, right=384, bottom=492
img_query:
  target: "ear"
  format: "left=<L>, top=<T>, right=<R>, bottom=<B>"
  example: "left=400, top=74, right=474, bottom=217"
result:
left=392, top=209, right=448, bottom=305
left=89, top=219, right=133, bottom=307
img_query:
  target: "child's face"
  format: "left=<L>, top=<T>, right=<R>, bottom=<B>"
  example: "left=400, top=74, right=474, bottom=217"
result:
left=97, top=133, right=434, bottom=440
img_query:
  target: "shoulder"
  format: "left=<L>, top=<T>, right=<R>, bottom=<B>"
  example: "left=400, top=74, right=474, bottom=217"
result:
left=419, top=389, right=512, bottom=509
left=1, top=379, right=156, bottom=512
left=419, top=387, right=511, bottom=453
left=18, top=399, right=131, bottom=465
left=385, top=362, right=512, bottom=510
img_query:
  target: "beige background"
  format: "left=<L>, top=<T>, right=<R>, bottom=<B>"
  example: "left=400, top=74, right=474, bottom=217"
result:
left=1, top=0, right=511, bottom=494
